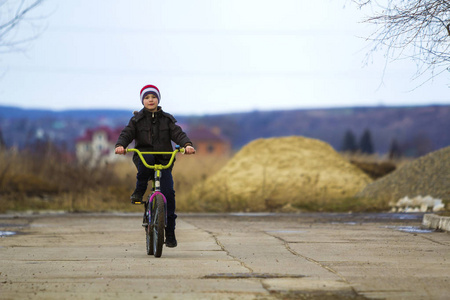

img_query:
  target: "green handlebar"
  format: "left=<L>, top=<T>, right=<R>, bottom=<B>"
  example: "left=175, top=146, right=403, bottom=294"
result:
left=126, top=147, right=184, bottom=170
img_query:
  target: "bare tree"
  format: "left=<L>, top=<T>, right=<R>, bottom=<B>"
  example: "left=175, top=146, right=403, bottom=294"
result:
left=353, top=0, right=450, bottom=81
left=0, top=0, right=45, bottom=53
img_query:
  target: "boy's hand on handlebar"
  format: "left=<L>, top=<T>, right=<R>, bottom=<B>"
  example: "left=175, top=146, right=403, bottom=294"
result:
left=185, top=145, right=196, bottom=154
left=115, top=146, right=126, bottom=155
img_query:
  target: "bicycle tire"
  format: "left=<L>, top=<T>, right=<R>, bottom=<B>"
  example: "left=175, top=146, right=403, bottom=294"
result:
left=152, top=194, right=165, bottom=257
left=146, top=202, right=154, bottom=255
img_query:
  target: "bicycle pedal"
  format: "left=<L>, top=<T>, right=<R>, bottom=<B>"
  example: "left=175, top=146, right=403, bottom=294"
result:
left=132, top=201, right=144, bottom=205
left=142, top=223, right=148, bottom=227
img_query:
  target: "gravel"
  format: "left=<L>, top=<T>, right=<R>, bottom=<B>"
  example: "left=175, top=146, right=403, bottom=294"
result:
left=356, top=146, right=450, bottom=205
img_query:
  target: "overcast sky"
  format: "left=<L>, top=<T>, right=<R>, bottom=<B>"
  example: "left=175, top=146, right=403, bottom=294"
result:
left=1, top=0, right=449, bottom=115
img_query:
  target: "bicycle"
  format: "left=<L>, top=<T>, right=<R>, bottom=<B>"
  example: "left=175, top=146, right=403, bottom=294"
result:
left=126, top=146, right=184, bottom=258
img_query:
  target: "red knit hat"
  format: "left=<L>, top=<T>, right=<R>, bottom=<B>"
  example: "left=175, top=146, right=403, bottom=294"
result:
left=140, top=85, right=161, bottom=104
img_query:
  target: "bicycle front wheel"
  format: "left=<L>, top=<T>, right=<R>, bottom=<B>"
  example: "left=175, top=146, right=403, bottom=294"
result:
left=152, top=194, right=165, bottom=257
left=145, top=202, right=154, bottom=256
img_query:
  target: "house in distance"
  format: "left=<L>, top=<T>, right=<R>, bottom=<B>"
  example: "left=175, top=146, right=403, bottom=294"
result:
left=75, top=125, right=231, bottom=166
left=187, top=127, right=231, bottom=156
left=76, top=126, right=124, bottom=166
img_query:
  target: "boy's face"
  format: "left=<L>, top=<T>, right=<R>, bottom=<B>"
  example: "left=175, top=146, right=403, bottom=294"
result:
left=143, top=94, right=159, bottom=112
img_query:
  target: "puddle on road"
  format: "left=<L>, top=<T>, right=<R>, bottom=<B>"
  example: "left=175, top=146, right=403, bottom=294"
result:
left=230, top=212, right=275, bottom=217
left=331, top=222, right=358, bottom=225
left=393, top=214, right=423, bottom=220
left=386, top=226, right=434, bottom=234
left=0, top=231, right=17, bottom=237
left=0, top=222, right=26, bottom=237
left=203, top=273, right=305, bottom=279
left=266, top=230, right=307, bottom=234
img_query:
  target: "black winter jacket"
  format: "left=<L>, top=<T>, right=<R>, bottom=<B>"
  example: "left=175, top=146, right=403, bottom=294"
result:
left=115, top=107, right=192, bottom=167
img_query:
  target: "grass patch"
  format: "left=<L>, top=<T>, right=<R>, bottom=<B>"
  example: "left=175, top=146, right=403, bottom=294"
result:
left=0, top=149, right=137, bottom=213
left=1, top=147, right=436, bottom=214
left=0, top=149, right=230, bottom=213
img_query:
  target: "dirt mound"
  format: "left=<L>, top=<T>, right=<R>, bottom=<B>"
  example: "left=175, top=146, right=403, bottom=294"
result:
left=350, top=160, right=396, bottom=179
left=357, top=146, right=450, bottom=206
left=189, top=136, right=372, bottom=212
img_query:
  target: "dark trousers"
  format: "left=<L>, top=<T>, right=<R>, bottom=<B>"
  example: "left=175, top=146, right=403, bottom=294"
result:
left=135, top=154, right=177, bottom=231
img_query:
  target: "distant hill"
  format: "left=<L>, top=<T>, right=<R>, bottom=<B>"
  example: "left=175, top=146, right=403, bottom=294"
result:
left=1, top=105, right=449, bottom=156
left=191, top=105, right=450, bottom=156
left=0, top=106, right=132, bottom=120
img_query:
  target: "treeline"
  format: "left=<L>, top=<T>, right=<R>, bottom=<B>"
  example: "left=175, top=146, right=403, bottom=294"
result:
left=341, top=128, right=403, bottom=159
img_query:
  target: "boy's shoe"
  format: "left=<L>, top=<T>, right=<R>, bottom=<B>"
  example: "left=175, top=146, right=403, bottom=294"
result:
left=165, top=229, right=177, bottom=248
left=130, top=191, right=144, bottom=204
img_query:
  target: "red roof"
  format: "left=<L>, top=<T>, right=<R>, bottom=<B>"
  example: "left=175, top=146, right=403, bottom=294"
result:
left=76, top=126, right=122, bottom=143
left=188, top=127, right=228, bottom=143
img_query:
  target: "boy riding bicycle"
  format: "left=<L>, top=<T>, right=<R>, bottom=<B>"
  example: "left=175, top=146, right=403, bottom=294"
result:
left=115, top=84, right=196, bottom=247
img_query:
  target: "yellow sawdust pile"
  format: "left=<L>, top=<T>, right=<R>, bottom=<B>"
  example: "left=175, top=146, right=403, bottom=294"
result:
left=189, top=136, right=372, bottom=212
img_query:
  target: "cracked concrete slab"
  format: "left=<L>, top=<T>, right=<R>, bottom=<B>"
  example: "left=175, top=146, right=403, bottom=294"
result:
left=1, top=212, right=449, bottom=299
left=184, top=213, right=450, bottom=299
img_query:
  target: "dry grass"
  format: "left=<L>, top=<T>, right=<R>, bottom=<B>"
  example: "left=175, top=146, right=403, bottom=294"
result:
left=2, top=144, right=431, bottom=214
left=0, top=149, right=134, bottom=213
left=172, top=154, right=230, bottom=210
left=110, top=153, right=230, bottom=211
left=341, top=152, right=412, bottom=169
left=0, top=149, right=230, bottom=213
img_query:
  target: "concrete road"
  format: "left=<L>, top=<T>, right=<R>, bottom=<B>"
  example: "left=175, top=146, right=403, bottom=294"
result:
left=0, top=213, right=449, bottom=299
